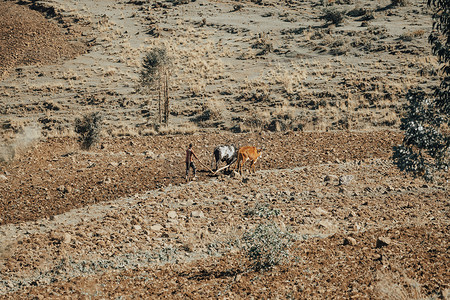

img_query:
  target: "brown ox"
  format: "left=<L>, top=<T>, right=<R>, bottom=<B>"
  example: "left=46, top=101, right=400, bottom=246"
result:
left=235, top=146, right=263, bottom=174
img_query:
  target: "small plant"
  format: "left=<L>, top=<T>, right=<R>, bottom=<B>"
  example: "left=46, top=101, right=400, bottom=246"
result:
left=242, top=221, right=294, bottom=271
left=241, top=203, right=294, bottom=272
left=391, top=0, right=408, bottom=6
left=74, top=112, right=102, bottom=150
left=244, top=202, right=281, bottom=218
left=157, top=245, right=178, bottom=262
left=233, top=4, right=243, bottom=11
left=321, top=8, right=346, bottom=26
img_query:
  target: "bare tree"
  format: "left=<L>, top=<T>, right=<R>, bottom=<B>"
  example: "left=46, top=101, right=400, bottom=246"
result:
left=139, top=47, right=171, bottom=126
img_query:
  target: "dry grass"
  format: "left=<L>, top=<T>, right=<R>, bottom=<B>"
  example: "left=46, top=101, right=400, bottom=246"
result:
left=158, top=122, right=199, bottom=135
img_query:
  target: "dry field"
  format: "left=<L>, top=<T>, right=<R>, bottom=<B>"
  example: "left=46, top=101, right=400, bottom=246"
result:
left=0, top=0, right=449, bottom=299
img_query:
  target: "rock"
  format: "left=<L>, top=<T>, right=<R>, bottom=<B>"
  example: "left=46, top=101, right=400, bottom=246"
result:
left=343, top=237, right=357, bottom=246
left=62, top=233, right=72, bottom=244
left=167, top=218, right=179, bottom=225
left=57, top=185, right=69, bottom=193
left=376, top=237, right=391, bottom=248
left=318, top=219, right=333, bottom=229
left=0, top=175, right=7, bottom=181
left=182, top=242, right=194, bottom=252
left=230, top=170, right=241, bottom=178
left=151, top=224, right=163, bottom=231
left=191, top=210, right=205, bottom=218
left=144, top=150, right=156, bottom=159
left=133, top=225, right=142, bottom=231
left=312, top=207, right=328, bottom=216
left=167, top=211, right=178, bottom=219
left=95, top=229, right=109, bottom=238
left=50, top=231, right=71, bottom=244
left=109, top=162, right=119, bottom=167
left=339, top=175, right=354, bottom=185
left=324, top=175, right=338, bottom=182
left=347, top=210, right=356, bottom=218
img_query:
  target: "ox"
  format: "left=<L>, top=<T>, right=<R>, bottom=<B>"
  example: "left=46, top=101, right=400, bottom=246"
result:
left=235, top=146, right=263, bottom=174
left=211, top=145, right=238, bottom=171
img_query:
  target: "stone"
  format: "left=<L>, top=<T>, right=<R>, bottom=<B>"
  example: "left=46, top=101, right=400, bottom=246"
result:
left=376, top=237, right=391, bottom=248
left=230, top=170, right=241, bottom=178
left=167, top=211, right=178, bottom=219
left=318, top=219, right=333, bottom=229
left=324, top=175, right=338, bottom=182
left=133, top=225, right=142, bottom=231
left=57, top=185, right=68, bottom=193
left=0, top=175, right=7, bottom=181
left=50, top=231, right=71, bottom=244
left=151, top=224, right=163, bottom=231
left=191, top=210, right=205, bottom=218
left=339, top=175, right=354, bottom=185
left=343, top=237, right=357, bottom=246
left=95, top=229, right=109, bottom=237
left=144, top=150, right=156, bottom=159
left=312, top=207, right=328, bottom=216
left=62, top=233, right=72, bottom=244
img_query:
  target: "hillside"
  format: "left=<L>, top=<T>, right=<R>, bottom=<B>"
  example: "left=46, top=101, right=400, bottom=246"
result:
left=0, top=0, right=448, bottom=298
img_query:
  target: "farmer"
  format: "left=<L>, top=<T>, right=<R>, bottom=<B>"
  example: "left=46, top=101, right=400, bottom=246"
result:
left=185, top=143, right=199, bottom=180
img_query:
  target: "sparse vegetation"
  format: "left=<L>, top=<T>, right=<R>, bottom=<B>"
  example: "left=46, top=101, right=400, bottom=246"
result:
left=1, top=0, right=448, bottom=298
left=241, top=203, right=294, bottom=272
left=241, top=221, right=294, bottom=271
left=321, top=8, right=346, bottom=26
left=74, top=112, right=102, bottom=150
left=391, top=0, right=408, bottom=6
left=244, top=202, right=281, bottom=218
left=139, top=47, right=171, bottom=126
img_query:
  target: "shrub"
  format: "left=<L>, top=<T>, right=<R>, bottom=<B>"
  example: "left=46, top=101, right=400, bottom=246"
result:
left=244, top=202, right=281, bottom=218
left=74, top=112, right=102, bottom=150
left=242, top=221, right=294, bottom=271
left=391, top=0, right=408, bottom=6
left=321, top=8, right=346, bottom=26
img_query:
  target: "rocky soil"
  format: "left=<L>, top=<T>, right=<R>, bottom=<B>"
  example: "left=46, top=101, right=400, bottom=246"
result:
left=0, top=1, right=88, bottom=80
left=0, top=131, right=449, bottom=298
left=0, top=0, right=449, bottom=298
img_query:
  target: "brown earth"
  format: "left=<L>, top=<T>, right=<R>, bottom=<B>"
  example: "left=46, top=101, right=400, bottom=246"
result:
left=0, top=0, right=449, bottom=299
left=0, top=131, right=449, bottom=299
left=0, top=130, right=401, bottom=225
left=0, top=1, right=87, bottom=80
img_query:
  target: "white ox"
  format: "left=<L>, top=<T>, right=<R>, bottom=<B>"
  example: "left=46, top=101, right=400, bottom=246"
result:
left=211, top=145, right=238, bottom=171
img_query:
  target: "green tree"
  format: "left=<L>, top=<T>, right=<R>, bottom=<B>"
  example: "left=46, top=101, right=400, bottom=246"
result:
left=393, top=0, right=450, bottom=180
left=139, top=47, right=171, bottom=125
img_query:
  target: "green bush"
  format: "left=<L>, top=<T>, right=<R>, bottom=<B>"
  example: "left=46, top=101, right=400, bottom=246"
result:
left=393, top=0, right=450, bottom=181
left=242, top=221, right=294, bottom=271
